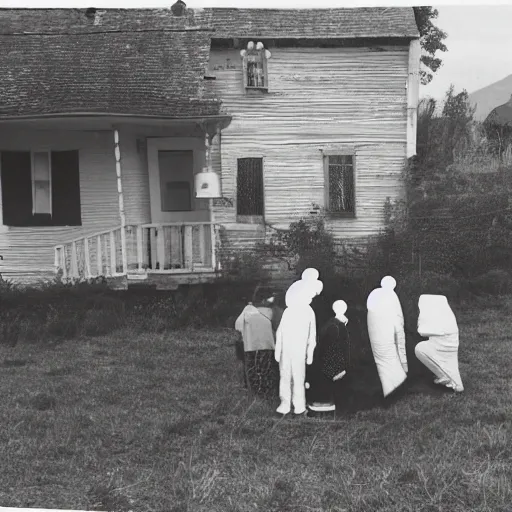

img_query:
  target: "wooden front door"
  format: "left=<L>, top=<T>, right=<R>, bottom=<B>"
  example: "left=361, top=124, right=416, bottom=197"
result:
left=147, top=137, right=209, bottom=223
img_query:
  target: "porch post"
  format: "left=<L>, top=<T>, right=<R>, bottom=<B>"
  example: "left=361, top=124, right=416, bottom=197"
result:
left=113, top=128, right=128, bottom=274
left=205, top=128, right=218, bottom=271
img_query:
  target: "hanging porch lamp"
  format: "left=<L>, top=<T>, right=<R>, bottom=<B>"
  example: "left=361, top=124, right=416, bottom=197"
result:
left=195, top=164, right=221, bottom=198
left=196, top=126, right=222, bottom=198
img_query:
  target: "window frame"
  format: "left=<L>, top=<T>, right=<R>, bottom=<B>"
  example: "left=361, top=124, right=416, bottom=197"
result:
left=0, top=148, right=82, bottom=228
left=241, top=42, right=271, bottom=92
left=236, top=156, right=265, bottom=224
left=322, top=150, right=357, bottom=218
left=30, top=150, right=53, bottom=217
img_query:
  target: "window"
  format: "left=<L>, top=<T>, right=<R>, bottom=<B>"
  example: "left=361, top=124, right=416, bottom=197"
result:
left=32, top=152, right=52, bottom=215
left=237, top=158, right=264, bottom=222
left=324, top=154, right=356, bottom=217
left=240, top=41, right=271, bottom=90
left=158, top=150, right=194, bottom=212
left=1, top=150, right=82, bottom=227
left=163, top=181, right=191, bottom=211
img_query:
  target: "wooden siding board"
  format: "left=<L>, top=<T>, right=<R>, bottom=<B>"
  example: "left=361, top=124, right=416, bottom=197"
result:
left=209, top=46, right=409, bottom=245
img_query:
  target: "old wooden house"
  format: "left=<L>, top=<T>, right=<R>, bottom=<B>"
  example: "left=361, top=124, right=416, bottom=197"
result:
left=0, top=5, right=420, bottom=288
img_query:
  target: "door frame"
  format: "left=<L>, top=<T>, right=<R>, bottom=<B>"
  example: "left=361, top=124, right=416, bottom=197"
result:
left=146, top=137, right=209, bottom=223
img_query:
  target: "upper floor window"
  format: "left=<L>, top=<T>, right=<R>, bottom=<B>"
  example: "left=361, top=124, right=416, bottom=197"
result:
left=240, top=41, right=271, bottom=91
left=323, top=153, right=356, bottom=217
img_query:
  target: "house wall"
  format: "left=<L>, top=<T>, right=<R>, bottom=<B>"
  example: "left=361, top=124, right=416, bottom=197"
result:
left=0, top=125, right=150, bottom=283
left=208, top=45, right=410, bottom=255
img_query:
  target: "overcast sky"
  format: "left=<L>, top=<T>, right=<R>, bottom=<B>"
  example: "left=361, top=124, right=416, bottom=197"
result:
left=1, top=0, right=511, bottom=101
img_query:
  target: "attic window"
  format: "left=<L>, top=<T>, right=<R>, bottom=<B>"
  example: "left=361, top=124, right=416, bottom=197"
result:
left=240, top=42, right=271, bottom=91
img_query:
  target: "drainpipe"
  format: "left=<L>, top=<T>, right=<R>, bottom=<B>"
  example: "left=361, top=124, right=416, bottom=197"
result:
left=406, top=38, right=421, bottom=159
left=114, top=128, right=128, bottom=275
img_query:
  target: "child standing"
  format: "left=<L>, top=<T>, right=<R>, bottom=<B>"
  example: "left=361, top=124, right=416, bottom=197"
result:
left=306, top=300, right=351, bottom=414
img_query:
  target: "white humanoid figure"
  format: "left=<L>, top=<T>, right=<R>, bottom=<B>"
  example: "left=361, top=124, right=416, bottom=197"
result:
left=367, top=277, right=408, bottom=397
left=302, top=268, right=319, bottom=281
left=285, top=268, right=323, bottom=307
left=275, top=280, right=317, bottom=415
left=415, top=294, right=464, bottom=393
left=380, top=276, right=408, bottom=373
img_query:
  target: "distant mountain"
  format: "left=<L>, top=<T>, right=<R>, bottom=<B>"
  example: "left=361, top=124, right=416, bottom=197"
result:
left=468, top=74, right=512, bottom=122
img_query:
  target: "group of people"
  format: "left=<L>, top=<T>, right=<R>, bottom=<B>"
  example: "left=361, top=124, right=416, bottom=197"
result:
left=234, top=268, right=464, bottom=417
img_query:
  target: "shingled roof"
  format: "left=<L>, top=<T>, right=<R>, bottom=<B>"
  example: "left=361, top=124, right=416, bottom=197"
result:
left=206, top=7, right=419, bottom=39
left=0, top=7, right=418, bottom=119
left=0, top=7, right=419, bottom=39
left=0, top=27, right=222, bottom=119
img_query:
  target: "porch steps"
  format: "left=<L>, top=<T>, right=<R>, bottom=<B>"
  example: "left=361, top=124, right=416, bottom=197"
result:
left=107, top=269, right=219, bottom=291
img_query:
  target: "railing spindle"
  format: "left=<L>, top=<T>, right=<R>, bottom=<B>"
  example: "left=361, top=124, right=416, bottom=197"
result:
left=136, top=225, right=143, bottom=271
left=198, top=224, right=205, bottom=266
left=97, top=235, right=103, bottom=276
left=150, top=227, right=157, bottom=270
left=71, top=241, right=79, bottom=278
left=156, top=226, right=166, bottom=271
left=110, top=231, right=117, bottom=275
left=84, top=237, right=92, bottom=278
left=184, top=225, right=193, bottom=270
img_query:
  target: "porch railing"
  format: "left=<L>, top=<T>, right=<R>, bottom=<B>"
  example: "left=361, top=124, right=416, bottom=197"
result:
left=54, top=222, right=216, bottom=280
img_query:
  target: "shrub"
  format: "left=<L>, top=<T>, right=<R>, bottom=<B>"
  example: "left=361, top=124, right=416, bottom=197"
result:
left=82, top=309, right=123, bottom=337
left=467, top=269, right=512, bottom=296
left=0, top=279, right=127, bottom=345
left=218, top=234, right=271, bottom=285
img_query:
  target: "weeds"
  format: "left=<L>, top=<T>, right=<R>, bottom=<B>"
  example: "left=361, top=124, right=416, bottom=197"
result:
left=0, top=299, right=511, bottom=510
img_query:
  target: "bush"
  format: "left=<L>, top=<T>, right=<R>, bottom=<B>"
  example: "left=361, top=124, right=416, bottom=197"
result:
left=262, top=217, right=338, bottom=280
left=219, top=242, right=271, bottom=285
left=467, top=269, right=512, bottom=296
left=0, top=279, right=126, bottom=345
left=82, top=309, right=124, bottom=337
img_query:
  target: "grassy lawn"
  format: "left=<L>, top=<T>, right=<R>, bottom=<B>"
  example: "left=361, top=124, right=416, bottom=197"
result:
left=1, top=297, right=512, bottom=512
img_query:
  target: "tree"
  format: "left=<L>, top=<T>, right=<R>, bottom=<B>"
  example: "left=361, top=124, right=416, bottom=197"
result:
left=413, top=7, right=448, bottom=85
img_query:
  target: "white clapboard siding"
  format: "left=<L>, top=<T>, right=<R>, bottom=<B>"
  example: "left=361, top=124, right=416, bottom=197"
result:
left=210, top=45, right=410, bottom=245
left=0, top=125, right=152, bottom=282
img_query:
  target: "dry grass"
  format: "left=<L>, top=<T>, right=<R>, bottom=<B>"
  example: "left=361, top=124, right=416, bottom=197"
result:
left=1, top=298, right=512, bottom=512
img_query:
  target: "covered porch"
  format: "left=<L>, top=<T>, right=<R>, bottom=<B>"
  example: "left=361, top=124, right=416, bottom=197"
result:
left=47, top=115, right=230, bottom=289
left=0, top=15, right=231, bottom=287
left=0, top=114, right=230, bottom=288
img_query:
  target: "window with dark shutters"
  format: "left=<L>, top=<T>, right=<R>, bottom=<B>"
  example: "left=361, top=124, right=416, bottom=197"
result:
left=0, top=149, right=82, bottom=227
left=1, top=151, right=33, bottom=227
left=236, top=157, right=264, bottom=222
left=51, top=150, right=82, bottom=226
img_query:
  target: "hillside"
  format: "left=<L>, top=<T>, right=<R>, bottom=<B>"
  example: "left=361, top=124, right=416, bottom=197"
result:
left=468, top=74, right=512, bottom=121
